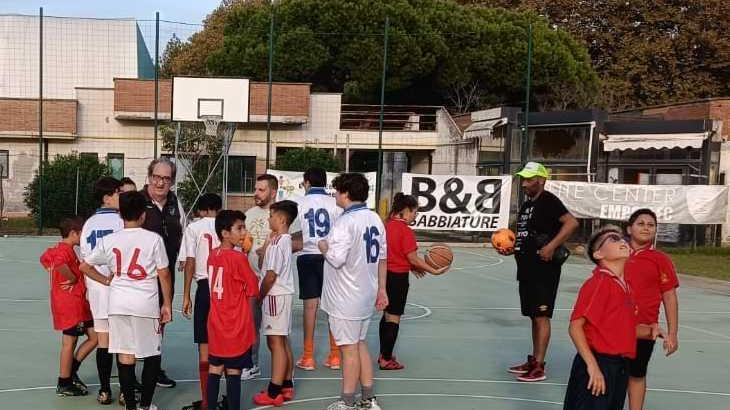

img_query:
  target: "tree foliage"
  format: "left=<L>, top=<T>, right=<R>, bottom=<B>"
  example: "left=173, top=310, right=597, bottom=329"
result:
left=275, top=148, right=340, bottom=172
left=23, top=154, right=110, bottom=228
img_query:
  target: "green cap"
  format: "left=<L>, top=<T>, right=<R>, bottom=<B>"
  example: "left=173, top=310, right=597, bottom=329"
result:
left=516, top=161, right=549, bottom=179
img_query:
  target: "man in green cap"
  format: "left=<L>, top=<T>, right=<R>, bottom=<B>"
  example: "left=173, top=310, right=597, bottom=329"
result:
left=499, top=162, right=578, bottom=382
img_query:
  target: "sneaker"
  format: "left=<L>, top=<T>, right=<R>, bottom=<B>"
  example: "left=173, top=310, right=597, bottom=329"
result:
left=56, top=383, right=88, bottom=397
left=324, top=353, right=341, bottom=370
left=181, top=400, right=202, bottom=410
left=507, top=355, right=536, bottom=375
left=326, top=400, right=358, bottom=410
left=282, top=387, right=295, bottom=401
left=97, top=390, right=113, bottom=404
left=133, top=379, right=144, bottom=392
left=252, top=391, right=284, bottom=407
left=72, top=374, right=88, bottom=393
left=378, top=355, right=405, bottom=370
left=358, top=397, right=382, bottom=410
left=157, top=370, right=176, bottom=388
left=240, top=364, right=260, bottom=380
left=296, top=355, right=316, bottom=371
left=516, top=362, right=547, bottom=382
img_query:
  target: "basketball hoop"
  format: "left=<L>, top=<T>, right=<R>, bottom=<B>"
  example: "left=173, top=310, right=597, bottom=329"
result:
left=202, top=116, right=222, bottom=137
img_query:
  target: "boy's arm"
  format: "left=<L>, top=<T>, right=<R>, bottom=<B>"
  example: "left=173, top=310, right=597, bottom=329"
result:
left=79, top=262, right=112, bottom=286
left=182, top=257, right=196, bottom=319
left=568, top=318, right=605, bottom=396
left=661, top=289, right=679, bottom=355
left=157, top=267, right=173, bottom=324
left=320, top=223, right=349, bottom=269
left=375, top=259, right=388, bottom=311
left=55, top=264, right=78, bottom=284
left=258, top=270, right=277, bottom=301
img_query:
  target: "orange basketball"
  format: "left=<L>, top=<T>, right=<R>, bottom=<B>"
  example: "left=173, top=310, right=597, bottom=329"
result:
left=425, top=243, right=453, bottom=274
left=240, top=233, right=253, bottom=253
left=491, top=228, right=516, bottom=252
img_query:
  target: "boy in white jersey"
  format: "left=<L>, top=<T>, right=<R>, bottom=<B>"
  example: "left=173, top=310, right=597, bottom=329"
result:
left=80, top=191, right=173, bottom=410
left=181, top=193, right=222, bottom=410
left=319, top=173, right=388, bottom=410
left=252, top=200, right=298, bottom=406
left=295, top=167, right=342, bottom=371
left=79, top=176, right=123, bottom=404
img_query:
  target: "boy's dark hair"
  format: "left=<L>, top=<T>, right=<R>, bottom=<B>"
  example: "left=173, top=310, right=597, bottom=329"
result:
left=628, top=208, right=657, bottom=226
left=215, top=210, right=246, bottom=241
left=196, top=193, right=223, bottom=212
left=59, top=216, right=85, bottom=238
left=270, top=200, right=298, bottom=226
left=119, top=191, right=147, bottom=222
left=303, top=167, right=327, bottom=188
left=390, top=192, right=418, bottom=216
left=586, top=225, right=623, bottom=265
left=257, top=174, right=279, bottom=191
left=120, top=177, right=136, bottom=187
left=93, top=176, right=122, bottom=204
left=331, top=172, right=369, bottom=202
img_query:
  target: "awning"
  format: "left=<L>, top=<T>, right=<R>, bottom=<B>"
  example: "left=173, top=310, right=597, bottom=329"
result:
left=464, top=117, right=508, bottom=140
left=602, top=132, right=709, bottom=151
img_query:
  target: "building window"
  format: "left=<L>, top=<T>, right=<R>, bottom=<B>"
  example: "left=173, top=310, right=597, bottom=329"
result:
left=528, top=126, right=590, bottom=161
left=107, top=153, right=124, bottom=180
left=0, top=150, right=8, bottom=178
left=227, top=156, right=256, bottom=193
left=79, top=152, right=99, bottom=161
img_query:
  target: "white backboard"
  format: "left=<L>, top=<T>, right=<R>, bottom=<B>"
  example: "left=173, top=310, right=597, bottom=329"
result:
left=172, top=77, right=249, bottom=123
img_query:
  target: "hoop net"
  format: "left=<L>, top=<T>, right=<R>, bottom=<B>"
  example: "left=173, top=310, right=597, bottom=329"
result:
left=202, top=116, right=222, bottom=137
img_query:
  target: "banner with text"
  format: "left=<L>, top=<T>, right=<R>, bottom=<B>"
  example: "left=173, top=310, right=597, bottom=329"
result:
left=545, top=180, right=728, bottom=224
left=402, top=173, right=512, bottom=231
left=267, top=169, right=377, bottom=209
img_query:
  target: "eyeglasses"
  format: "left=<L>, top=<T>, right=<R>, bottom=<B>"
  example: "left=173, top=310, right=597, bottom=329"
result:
left=150, top=174, right=172, bottom=184
left=596, top=232, right=624, bottom=250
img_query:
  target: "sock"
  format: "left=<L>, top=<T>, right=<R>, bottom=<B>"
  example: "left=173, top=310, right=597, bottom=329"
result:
left=267, top=382, right=282, bottom=398
left=207, top=373, right=221, bottom=410
left=282, top=379, right=293, bottom=389
left=226, top=374, right=241, bottom=410
left=362, top=385, right=374, bottom=401
left=379, top=319, right=399, bottom=360
left=96, top=348, right=113, bottom=392
left=328, top=331, right=340, bottom=355
left=57, top=377, right=72, bottom=387
left=117, top=362, right=137, bottom=410
left=199, top=361, right=209, bottom=409
left=71, top=358, right=82, bottom=376
left=140, top=355, right=161, bottom=407
left=341, top=392, right=356, bottom=406
left=303, top=338, right=314, bottom=358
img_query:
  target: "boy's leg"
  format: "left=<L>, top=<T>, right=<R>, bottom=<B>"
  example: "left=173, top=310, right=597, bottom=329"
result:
left=627, top=339, right=655, bottom=410
left=300, top=297, right=318, bottom=363
left=194, top=279, right=212, bottom=408
left=284, top=337, right=295, bottom=382
left=117, top=354, right=137, bottom=410
left=532, top=316, right=551, bottom=363
left=198, top=344, right=209, bottom=409
left=358, top=339, right=375, bottom=402
left=628, top=377, right=647, bottom=410
left=248, top=296, right=262, bottom=369
left=268, top=335, right=286, bottom=397
left=139, top=355, right=161, bottom=408
left=339, top=343, right=360, bottom=406
left=95, top=320, right=114, bottom=395
left=59, top=334, right=77, bottom=379
left=207, top=364, right=224, bottom=410
left=224, top=368, right=242, bottom=410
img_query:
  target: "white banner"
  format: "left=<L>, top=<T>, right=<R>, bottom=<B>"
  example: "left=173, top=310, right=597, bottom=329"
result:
left=402, top=173, right=512, bottom=231
left=267, top=169, right=377, bottom=209
left=545, top=180, right=728, bottom=224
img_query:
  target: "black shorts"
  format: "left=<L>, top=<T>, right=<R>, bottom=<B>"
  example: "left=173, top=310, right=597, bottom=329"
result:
left=297, top=254, right=324, bottom=300
left=194, top=279, right=211, bottom=344
left=628, top=339, right=655, bottom=378
left=208, top=348, right=253, bottom=370
left=563, top=353, right=629, bottom=410
left=62, top=320, right=94, bottom=337
left=517, top=258, right=561, bottom=318
left=385, top=271, right=410, bottom=316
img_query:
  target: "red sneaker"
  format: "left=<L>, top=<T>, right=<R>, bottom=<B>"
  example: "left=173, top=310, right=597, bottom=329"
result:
left=378, top=355, right=405, bottom=370
left=324, top=352, right=341, bottom=370
left=296, top=355, right=316, bottom=371
left=516, top=362, right=547, bottom=382
left=282, top=387, right=295, bottom=401
left=507, top=355, right=536, bottom=374
left=252, top=391, right=285, bottom=407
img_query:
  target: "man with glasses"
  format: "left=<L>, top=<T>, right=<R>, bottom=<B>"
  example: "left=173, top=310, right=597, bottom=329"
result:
left=140, top=157, right=186, bottom=388
left=499, top=162, right=578, bottom=382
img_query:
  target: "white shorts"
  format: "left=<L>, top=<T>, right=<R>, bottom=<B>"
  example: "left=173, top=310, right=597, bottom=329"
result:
left=108, top=315, right=162, bottom=359
left=87, top=281, right=110, bottom=321
left=94, top=318, right=109, bottom=333
left=329, top=316, right=371, bottom=346
left=261, top=294, right=293, bottom=336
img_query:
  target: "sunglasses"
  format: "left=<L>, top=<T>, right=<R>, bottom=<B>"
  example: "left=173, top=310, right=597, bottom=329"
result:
left=595, top=232, right=625, bottom=250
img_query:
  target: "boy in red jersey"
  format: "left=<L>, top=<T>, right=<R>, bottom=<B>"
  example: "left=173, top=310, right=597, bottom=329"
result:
left=207, top=210, right=260, bottom=410
left=40, top=216, right=97, bottom=397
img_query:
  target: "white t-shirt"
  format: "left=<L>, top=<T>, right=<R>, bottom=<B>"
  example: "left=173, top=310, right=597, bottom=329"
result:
left=321, top=203, right=387, bottom=320
left=262, top=233, right=295, bottom=296
left=84, top=227, right=169, bottom=318
left=245, top=205, right=271, bottom=277
left=297, top=188, right=342, bottom=255
left=182, top=217, right=219, bottom=281
left=80, top=208, right=124, bottom=319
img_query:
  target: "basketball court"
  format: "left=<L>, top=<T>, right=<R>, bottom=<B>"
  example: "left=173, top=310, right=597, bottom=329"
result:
left=1, top=236, right=729, bottom=409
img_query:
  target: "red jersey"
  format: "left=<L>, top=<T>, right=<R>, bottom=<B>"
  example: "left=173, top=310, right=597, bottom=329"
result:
left=386, top=218, right=418, bottom=273
left=570, top=267, right=639, bottom=358
left=625, top=247, right=679, bottom=325
left=207, top=248, right=259, bottom=357
left=39, top=242, right=92, bottom=331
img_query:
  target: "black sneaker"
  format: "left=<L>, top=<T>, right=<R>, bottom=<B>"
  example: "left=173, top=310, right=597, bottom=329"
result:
left=156, top=370, right=176, bottom=388
left=56, top=383, right=88, bottom=397
left=96, top=390, right=113, bottom=404
left=181, top=400, right=202, bottom=410
left=133, top=378, right=144, bottom=392
left=71, top=374, right=88, bottom=393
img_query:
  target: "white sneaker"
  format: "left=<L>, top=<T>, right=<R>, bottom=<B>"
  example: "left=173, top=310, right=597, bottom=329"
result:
left=326, top=399, right=358, bottom=410
left=358, top=397, right=382, bottom=410
left=240, top=364, right=260, bottom=380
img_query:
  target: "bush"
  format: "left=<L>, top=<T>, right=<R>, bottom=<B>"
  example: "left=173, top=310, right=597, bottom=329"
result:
left=275, top=147, right=339, bottom=172
left=23, top=154, right=110, bottom=228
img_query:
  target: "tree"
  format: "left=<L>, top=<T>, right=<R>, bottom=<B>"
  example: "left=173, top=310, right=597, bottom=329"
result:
left=275, top=148, right=339, bottom=172
left=23, top=154, right=110, bottom=228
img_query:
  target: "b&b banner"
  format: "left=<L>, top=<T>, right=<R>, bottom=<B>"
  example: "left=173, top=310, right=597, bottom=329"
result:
left=402, top=173, right=512, bottom=231
left=546, top=180, right=728, bottom=224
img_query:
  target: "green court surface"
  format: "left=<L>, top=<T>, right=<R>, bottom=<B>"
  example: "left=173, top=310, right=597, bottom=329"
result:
left=1, top=236, right=729, bottom=409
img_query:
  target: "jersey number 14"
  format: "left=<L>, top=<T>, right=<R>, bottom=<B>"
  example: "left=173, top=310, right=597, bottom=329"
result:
left=209, top=266, right=224, bottom=300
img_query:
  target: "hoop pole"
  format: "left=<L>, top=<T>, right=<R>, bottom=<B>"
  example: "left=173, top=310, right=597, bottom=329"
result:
left=38, top=7, right=43, bottom=234
left=265, top=6, right=275, bottom=170
left=173, top=122, right=181, bottom=193
left=154, top=11, right=159, bottom=160
left=375, top=17, right=389, bottom=211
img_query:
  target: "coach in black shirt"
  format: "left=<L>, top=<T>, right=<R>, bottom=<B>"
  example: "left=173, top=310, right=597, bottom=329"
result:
left=500, top=162, right=578, bottom=383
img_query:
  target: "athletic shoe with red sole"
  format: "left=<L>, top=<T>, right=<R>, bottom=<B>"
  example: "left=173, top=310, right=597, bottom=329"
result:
left=282, top=387, right=295, bottom=401
left=324, top=353, right=341, bottom=370
left=296, top=356, right=316, bottom=371
left=508, top=355, right=536, bottom=374
left=516, top=363, right=547, bottom=382
left=378, top=355, right=405, bottom=370
left=252, top=391, right=285, bottom=407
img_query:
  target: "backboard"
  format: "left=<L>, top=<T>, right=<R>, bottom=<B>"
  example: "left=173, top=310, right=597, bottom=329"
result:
left=171, top=77, right=249, bottom=123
